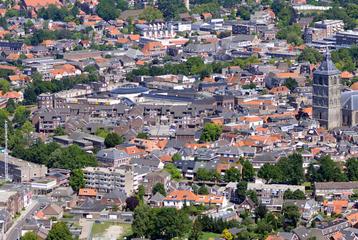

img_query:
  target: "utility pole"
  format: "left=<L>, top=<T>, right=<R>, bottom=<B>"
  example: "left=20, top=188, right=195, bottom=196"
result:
left=4, top=121, right=8, bottom=182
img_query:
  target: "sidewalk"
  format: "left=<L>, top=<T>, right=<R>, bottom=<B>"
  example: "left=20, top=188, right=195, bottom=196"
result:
left=5, top=199, right=39, bottom=240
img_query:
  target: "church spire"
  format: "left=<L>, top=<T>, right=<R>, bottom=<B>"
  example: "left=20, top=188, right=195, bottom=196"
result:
left=315, top=47, right=340, bottom=75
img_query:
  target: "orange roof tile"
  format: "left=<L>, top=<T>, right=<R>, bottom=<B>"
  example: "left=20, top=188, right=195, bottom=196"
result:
left=9, top=74, right=30, bottom=82
left=266, top=235, right=284, bottom=240
left=0, top=91, right=22, bottom=99
left=341, top=71, right=353, bottom=79
left=0, top=9, right=6, bottom=17
left=128, top=34, right=140, bottom=41
left=23, top=0, right=62, bottom=9
left=136, top=60, right=145, bottom=65
left=275, top=72, right=299, bottom=79
left=117, top=38, right=130, bottom=44
left=160, top=154, right=172, bottom=162
left=268, top=86, right=290, bottom=94
left=6, top=53, right=19, bottom=61
left=351, top=82, right=358, bottom=91
left=311, top=148, right=321, bottom=156
left=164, top=190, right=198, bottom=201
left=79, top=188, right=97, bottom=197
left=120, top=145, right=145, bottom=155
left=239, top=116, right=263, bottom=122
left=346, top=212, right=358, bottom=225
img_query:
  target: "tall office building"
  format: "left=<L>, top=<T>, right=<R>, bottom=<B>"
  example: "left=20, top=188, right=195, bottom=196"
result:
left=312, top=50, right=341, bottom=129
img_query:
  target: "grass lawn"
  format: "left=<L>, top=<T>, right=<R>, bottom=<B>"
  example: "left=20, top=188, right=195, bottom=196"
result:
left=200, top=232, right=221, bottom=240
left=91, top=222, right=132, bottom=240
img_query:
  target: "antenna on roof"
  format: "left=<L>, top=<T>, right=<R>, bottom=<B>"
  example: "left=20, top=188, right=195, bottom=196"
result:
left=4, top=120, right=8, bottom=182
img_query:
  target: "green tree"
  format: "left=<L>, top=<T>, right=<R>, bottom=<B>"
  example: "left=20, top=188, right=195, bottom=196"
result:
left=53, top=127, right=66, bottom=136
left=132, top=204, right=155, bottom=238
left=282, top=205, right=300, bottom=231
left=171, top=153, right=182, bottom=161
left=139, top=6, right=163, bottom=22
left=255, top=204, right=268, bottom=220
left=315, top=155, right=346, bottom=182
left=95, top=128, right=109, bottom=138
left=164, top=163, right=182, bottom=180
left=200, top=123, right=222, bottom=142
left=157, top=0, right=187, bottom=20
left=104, top=132, right=125, bottom=148
left=48, top=145, right=97, bottom=170
left=13, top=106, right=30, bottom=128
left=191, top=2, right=220, bottom=16
left=196, top=168, right=220, bottom=181
left=256, top=219, right=273, bottom=235
left=6, top=98, right=16, bottom=114
left=277, top=153, right=305, bottom=185
left=152, top=208, right=191, bottom=239
left=152, top=183, right=166, bottom=196
left=236, top=181, right=248, bottom=203
left=284, top=189, right=305, bottom=199
left=257, top=164, right=283, bottom=183
left=21, top=120, right=34, bottom=145
left=137, top=185, right=145, bottom=201
left=224, top=167, right=241, bottom=182
left=21, top=121, right=34, bottom=135
left=137, top=132, right=149, bottom=139
left=237, top=6, right=250, bottom=20
left=298, top=47, right=323, bottom=64
left=133, top=206, right=191, bottom=239
left=246, top=190, right=258, bottom=205
left=277, top=24, right=303, bottom=45
left=97, top=0, right=120, bottom=21
left=346, top=158, right=358, bottom=181
left=189, top=219, right=202, bottom=240
left=284, top=77, right=298, bottom=91
left=21, top=231, right=38, bottom=240
left=198, top=185, right=209, bottom=195
left=0, top=79, right=10, bottom=93
left=242, top=160, right=255, bottom=182
left=69, top=169, right=85, bottom=192
left=46, top=222, right=72, bottom=240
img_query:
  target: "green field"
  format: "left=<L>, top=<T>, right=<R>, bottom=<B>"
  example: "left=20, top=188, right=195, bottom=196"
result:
left=200, top=232, right=221, bottom=240
left=91, top=222, right=132, bottom=240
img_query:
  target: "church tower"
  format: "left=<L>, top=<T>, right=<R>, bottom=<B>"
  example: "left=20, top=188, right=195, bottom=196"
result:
left=312, top=49, right=341, bottom=129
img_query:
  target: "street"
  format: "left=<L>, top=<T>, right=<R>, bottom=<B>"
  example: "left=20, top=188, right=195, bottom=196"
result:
left=5, top=200, right=40, bottom=240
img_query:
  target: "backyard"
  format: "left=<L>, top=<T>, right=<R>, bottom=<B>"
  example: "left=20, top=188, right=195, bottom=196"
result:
left=91, top=222, right=132, bottom=240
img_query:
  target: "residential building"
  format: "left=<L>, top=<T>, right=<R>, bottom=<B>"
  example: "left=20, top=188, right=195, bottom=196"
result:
left=96, top=148, right=131, bottom=167
left=83, top=165, right=138, bottom=195
left=314, top=181, right=358, bottom=199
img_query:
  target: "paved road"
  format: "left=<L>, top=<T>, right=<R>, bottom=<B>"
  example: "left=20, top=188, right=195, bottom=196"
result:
left=6, top=200, right=40, bottom=240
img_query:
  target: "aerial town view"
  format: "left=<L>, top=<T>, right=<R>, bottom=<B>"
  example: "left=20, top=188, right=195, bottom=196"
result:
left=0, top=0, right=358, bottom=239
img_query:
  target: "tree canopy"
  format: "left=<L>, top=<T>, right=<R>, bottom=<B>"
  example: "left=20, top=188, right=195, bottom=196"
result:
left=258, top=153, right=304, bottom=185
left=298, top=47, right=323, bottom=64
left=47, top=222, right=73, bottom=240
left=21, top=232, right=39, bottom=240
left=132, top=205, right=191, bottom=239
left=69, top=169, right=85, bottom=192
left=157, top=0, right=187, bottom=20
left=12, top=142, right=97, bottom=170
left=200, top=123, right=222, bottom=142
left=139, top=7, right=163, bottom=22
left=104, top=132, right=125, bottom=148
left=152, top=183, right=166, bottom=196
